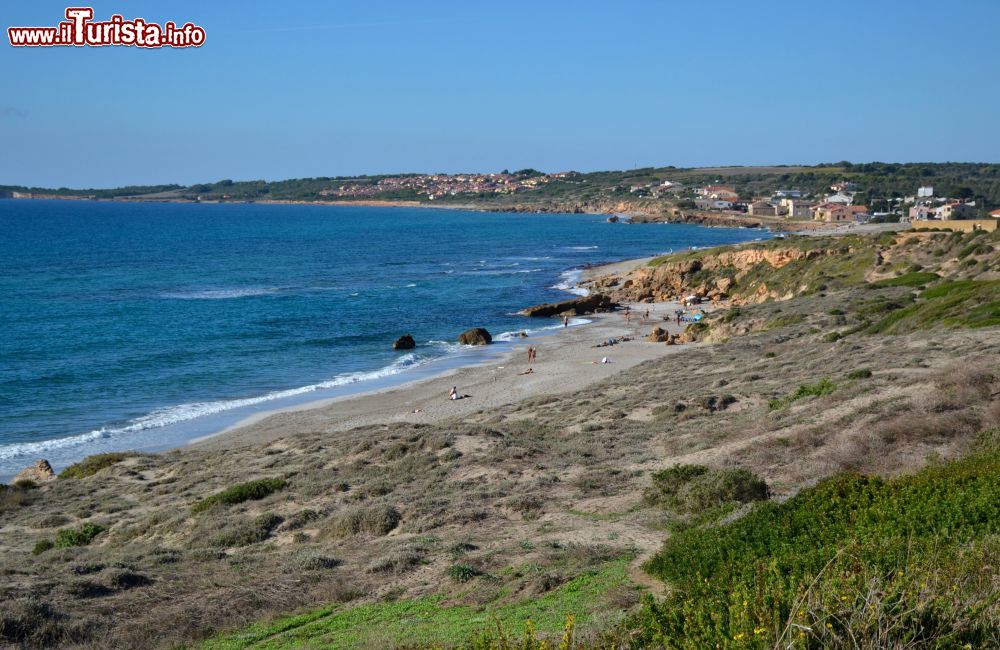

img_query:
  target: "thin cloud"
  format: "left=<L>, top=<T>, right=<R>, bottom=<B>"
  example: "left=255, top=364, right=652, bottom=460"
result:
left=0, top=106, right=26, bottom=118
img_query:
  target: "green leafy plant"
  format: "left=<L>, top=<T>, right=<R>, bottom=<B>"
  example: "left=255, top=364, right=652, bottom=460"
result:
left=55, top=523, right=105, bottom=548
left=191, top=478, right=287, bottom=514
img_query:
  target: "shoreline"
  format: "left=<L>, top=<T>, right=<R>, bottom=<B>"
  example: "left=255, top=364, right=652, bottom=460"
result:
left=189, top=303, right=690, bottom=452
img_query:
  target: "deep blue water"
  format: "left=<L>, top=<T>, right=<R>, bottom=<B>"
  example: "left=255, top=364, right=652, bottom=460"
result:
left=0, top=200, right=765, bottom=476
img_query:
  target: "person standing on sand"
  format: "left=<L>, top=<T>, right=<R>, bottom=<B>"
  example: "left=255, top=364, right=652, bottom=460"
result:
left=563, top=315, right=569, bottom=328
left=644, top=308, right=649, bottom=321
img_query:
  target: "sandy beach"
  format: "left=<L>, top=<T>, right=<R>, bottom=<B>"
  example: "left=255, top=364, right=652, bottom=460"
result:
left=183, top=222, right=906, bottom=453
left=193, top=289, right=689, bottom=451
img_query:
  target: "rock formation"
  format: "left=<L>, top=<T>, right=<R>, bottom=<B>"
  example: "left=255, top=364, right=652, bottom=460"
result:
left=392, top=334, right=416, bottom=350
left=520, top=294, right=618, bottom=318
left=14, top=459, right=56, bottom=485
left=647, top=326, right=670, bottom=343
left=458, top=328, right=492, bottom=345
left=583, top=246, right=831, bottom=306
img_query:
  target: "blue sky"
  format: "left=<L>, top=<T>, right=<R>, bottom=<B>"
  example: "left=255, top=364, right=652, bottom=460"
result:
left=2, top=0, right=998, bottom=187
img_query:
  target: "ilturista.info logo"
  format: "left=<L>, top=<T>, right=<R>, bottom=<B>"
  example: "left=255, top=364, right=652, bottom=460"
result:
left=8, top=7, right=205, bottom=48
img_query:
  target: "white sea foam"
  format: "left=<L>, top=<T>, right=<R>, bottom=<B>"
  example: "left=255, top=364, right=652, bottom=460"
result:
left=494, top=317, right=591, bottom=342
left=160, top=287, right=278, bottom=300
left=0, top=352, right=430, bottom=462
left=551, top=268, right=589, bottom=296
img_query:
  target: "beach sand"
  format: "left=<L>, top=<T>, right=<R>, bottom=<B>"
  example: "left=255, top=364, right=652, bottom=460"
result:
left=192, top=294, right=689, bottom=451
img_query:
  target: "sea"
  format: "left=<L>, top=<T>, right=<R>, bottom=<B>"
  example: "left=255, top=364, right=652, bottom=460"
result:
left=0, top=200, right=766, bottom=479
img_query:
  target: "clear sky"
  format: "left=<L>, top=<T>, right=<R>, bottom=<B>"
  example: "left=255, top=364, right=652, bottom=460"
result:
left=2, top=0, right=998, bottom=188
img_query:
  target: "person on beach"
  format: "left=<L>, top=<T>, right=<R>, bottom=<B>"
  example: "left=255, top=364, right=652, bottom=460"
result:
left=518, top=368, right=534, bottom=375
left=449, top=386, right=458, bottom=400
left=643, top=308, right=649, bottom=322
left=563, top=316, right=569, bottom=328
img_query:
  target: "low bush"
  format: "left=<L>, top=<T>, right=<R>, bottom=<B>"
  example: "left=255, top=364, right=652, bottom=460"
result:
left=59, top=452, right=135, bottom=479
left=447, top=563, right=482, bottom=583
left=366, top=550, right=422, bottom=574
left=31, top=539, right=54, bottom=556
left=769, top=378, right=836, bottom=409
left=191, top=478, right=287, bottom=514
left=55, top=523, right=105, bottom=548
left=294, top=552, right=341, bottom=571
left=847, top=368, right=873, bottom=379
left=323, top=504, right=401, bottom=539
left=104, top=569, right=152, bottom=590
left=638, top=449, right=1000, bottom=648
left=208, top=513, right=283, bottom=548
left=867, top=280, right=1000, bottom=333
left=873, top=271, right=940, bottom=288
left=644, top=464, right=768, bottom=514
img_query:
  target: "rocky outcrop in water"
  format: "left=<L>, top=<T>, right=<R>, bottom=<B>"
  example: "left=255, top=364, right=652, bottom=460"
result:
left=520, top=294, right=618, bottom=317
left=458, top=328, right=492, bottom=345
left=392, top=334, right=416, bottom=350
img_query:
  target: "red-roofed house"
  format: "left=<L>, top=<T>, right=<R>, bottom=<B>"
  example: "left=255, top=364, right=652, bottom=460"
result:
left=990, top=209, right=1000, bottom=219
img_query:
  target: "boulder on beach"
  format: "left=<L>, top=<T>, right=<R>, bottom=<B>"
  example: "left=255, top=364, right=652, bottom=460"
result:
left=458, top=328, right=492, bottom=345
left=392, top=334, right=416, bottom=350
left=647, top=326, right=670, bottom=343
left=520, top=294, right=618, bottom=318
left=14, top=459, right=56, bottom=485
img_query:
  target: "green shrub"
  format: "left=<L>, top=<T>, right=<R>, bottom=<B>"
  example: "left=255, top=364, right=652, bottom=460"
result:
left=31, top=539, right=54, bottom=556
left=59, top=452, right=135, bottom=479
left=638, top=449, right=1000, bottom=648
left=767, top=313, right=805, bottom=329
left=873, top=271, right=940, bottom=288
left=191, top=478, right=287, bottom=513
left=867, top=280, right=1000, bottom=333
left=847, top=368, right=873, bottom=379
left=644, top=464, right=767, bottom=514
left=769, top=378, right=836, bottom=409
left=447, top=564, right=482, bottom=583
left=55, top=523, right=105, bottom=548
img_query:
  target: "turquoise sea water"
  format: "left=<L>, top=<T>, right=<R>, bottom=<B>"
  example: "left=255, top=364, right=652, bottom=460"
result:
left=0, top=200, right=765, bottom=478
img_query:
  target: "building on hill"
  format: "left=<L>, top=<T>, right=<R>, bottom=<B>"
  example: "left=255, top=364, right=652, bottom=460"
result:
left=917, top=186, right=934, bottom=198
left=812, top=202, right=852, bottom=222
left=779, top=198, right=815, bottom=219
left=990, top=209, right=1000, bottom=219
left=824, top=192, right=853, bottom=205
left=774, top=189, right=803, bottom=198
left=698, top=184, right=739, bottom=200
left=908, top=204, right=936, bottom=221
left=831, top=181, right=857, bottom=193
left=935, top=202, right=977, bottom=220
left=850, top=205, right=870, bottom=222
left=748, top=201, right=777, bottom=217
left=695, top=198, right=735, bottom=211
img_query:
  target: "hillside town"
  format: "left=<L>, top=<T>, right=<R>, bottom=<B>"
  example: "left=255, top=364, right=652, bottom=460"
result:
left=626, top=178, right=994, bottom=227
left=319, top=171, right=572, bottom=200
